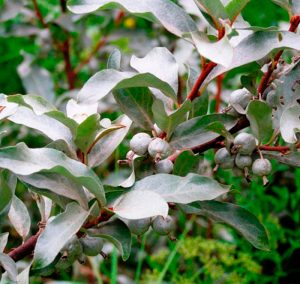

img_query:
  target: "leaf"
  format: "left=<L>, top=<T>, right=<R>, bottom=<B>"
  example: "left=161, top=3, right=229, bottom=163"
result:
left=292, top=0, right=300, bottom=14
left=119, top=156, right=144, bottom=188
left=189, top=91, right=209, bottom=118
left=33, top=203, right=89, bottom=269
left=74, top=114, right=100, bottom=153
left=170, top=114, right=237, bottom=149
left=271, top=0, right=292, bottom=15
left=0, top=171, right=16, bottom=216
left=131, top=173, right=229, bottom=204
left=0, top=233, right=9, bottom=253
left=130, top=47, right=179, bottom=95
left=77, top=69, right=176, bottom=104
left=17, top=54, right=56, bottom=104
left=114, top=87, right=154, bottom=130
left=20, top=173, right=89, bottom=210
left=17, top=262, right=32, bottom=284
left=107, top=48, right=122, bottom=70
left=88, top=115, right=132, bottom=167
left=87, top=219, right=131, bottom=260
left=153, top=99, right=192, bottom=139
left=112, top=190, right=169, bottom=219
left=67, top=0, right=233, bottom=66
left=0, top=253, right=17, bottom=282
left=179, top=201, right=270, bottom=250
left=246, top=100, right=273, bottom=143
left=225, top=0, right=250, bottom=22
left=263, top=151, right=300, bottom=167
left=194, top=0, right=227, bottom=29
left=173, top=151, right=201, bottom=176
left=8, top=106, right=74, bottom=144
left=8, top=196, right=31, bottom=241
left=0, top=143, right=106, bottom=206
left=204, top=31, right=300, bottom=84
left=35, top=195, right=53, bottom=223
left=280, top=104, right=300, bottom=143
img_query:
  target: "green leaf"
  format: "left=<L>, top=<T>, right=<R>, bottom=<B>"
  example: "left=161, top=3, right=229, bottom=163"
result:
left=67, top=0, right=233, bottom=66
left=131, top=173, right=229, bottom=204
left=88, top=115, right=132, bottom=167
left=8, top=195, right=31, bottom=241
left=111, top=190, right=169, bottom=219
left=0, top=143, right=106, bottom=206
left=74, top=114, right=100, bottom=153
left=114, top=87, right=154, bottom=130
left=264, top=151, right=300, bottom=167
left=179, top=201, right=270, bottom=250
left=0, top=233, right=8, bottom=253
left=173, top=150, right=201, bottom=176
left=0, top=171, right=16, bottom=216
left=107, top=48, right=122, bottom=70
left=205, top=31, right=300, bottom=84
left=189, top=91, right=209, bottom=118
left=246, top=100, right=273, bottom=144
left=225, top=0, right=250, bottom=22
left=170, top=114, right=237, bottom=149
left=153, top=99, right=192, bottom=139
left=77, top=70, right=176, bottom=104
left=271, top=0, right=292, bottom=15
left=0, top=253, right=17, bottom=282
left=33, top=203, right=89, bottom=269
left=194, top=0, right=227, bottom=29
left=87, top=219, right=131, bottom=261
left=20, top=173, right=89, bottom=210
left=130, top=47, right=179, bottom=95
left=280, top=104, right=300, bottom=143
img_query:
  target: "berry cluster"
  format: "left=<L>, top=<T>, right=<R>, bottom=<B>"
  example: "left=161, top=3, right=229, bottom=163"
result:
left=128, top=128, right=174, bottom=174
left=127, top=215, right=175, bottom=237
left=214, top=132, right=272, bottom=185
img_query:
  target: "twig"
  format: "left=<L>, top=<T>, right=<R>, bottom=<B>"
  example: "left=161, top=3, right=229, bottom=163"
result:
left=61, top=39, right=76, bottom=90
left=258, top=15, right=300, bottom=96
left=32, top=0, right=47, bottom=28
left=74, top=37, right=108, bottom=75
left=215, top=74, right=224, bottom=112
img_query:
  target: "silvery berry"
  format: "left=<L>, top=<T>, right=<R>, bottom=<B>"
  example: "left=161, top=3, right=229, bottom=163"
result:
left=151, top=215, right=175, bottom=236
left=127, top=218, right=151, bottom=235
left=214, top=148, right=234, bottom=169
left=234, top=133, right=257, bottom=155
left=80, top=236, right=104, bottom=256
left=229, top=88, right=252, bottom=110
left=148, top=138, right=170, bottom=160
left=235, top=153, right=252, bottom=169
left=252, top=158, right=272, bottom=176
left=130, top=133, right=152, bottom=155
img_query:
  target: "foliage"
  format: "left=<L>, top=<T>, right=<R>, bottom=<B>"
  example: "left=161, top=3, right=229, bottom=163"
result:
left=0, top=0, right=300, bottom=283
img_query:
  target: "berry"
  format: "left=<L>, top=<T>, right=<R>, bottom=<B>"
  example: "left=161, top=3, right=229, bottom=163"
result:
left=127, top=218, right=151, bottom=235
left=229, top=88, right=252, bottom=110
left=235, top=153, right=252, bottom=169
left=130, top=133, right=152, bottom=155
left=151, top=216, right=175, bottom=236
left=80, top=236, right=104, bottom=256
left=155, top=159, right=173, bottom=174
left=214, top=148, right=234, bottom=169
left=234, top=133, right=257, bottom=155
left=148, top=138, right=170, bottom=160
left=252, top=158, right=272, bottom=176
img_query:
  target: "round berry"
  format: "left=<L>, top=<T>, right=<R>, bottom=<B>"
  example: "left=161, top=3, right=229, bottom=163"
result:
left=80, top=236, right=104, bottom=256
left=234, top=133, right=257, bottom=155
left=127, top=218, right=151, bottom=236
left=235, top=153, right=252, bottom=169
left=148, top=138, right=170, bottom=160
left=151, top=216, right=175, bottom=236
left=229, top=88, right=252, bottom=110
left=252, top=158, right=272, bottom=176
left=155, top=159, right=173, bottom=174
left=130, top=133, right=152, bottom=155
left=214, top=148, right=234, bottom=169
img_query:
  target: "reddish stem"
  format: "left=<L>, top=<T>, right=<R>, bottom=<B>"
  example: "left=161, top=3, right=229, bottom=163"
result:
left=215, top=74, right=224, bottom=112
left=32, top=0, right=47, bottom=28
left=62, top=39, right=76, bottom=90
left=74, top=37, right=107, bottom=75
left=257, top=15, right=300, bottom=96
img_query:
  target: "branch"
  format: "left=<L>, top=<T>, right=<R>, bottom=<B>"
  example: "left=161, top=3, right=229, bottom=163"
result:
left=32, top=0, right=47, bottom=28
left=74, top=37, right=108, bottom=75
left=258, top=15, right=300, bottom=96
left=215, top=74, right=224, bottom=112
left=61, top=39, right=76, bottom=90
